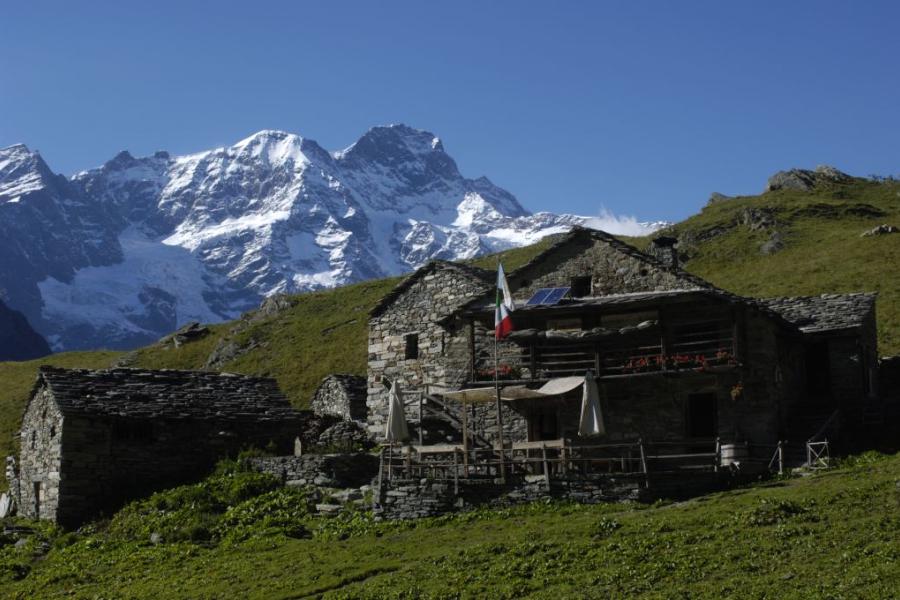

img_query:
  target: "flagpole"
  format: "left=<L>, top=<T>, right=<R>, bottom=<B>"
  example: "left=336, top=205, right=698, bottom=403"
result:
left=494, top=263, right=506, bottom=482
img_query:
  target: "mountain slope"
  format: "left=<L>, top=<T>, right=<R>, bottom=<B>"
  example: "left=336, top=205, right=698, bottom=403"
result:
left=0, top=300, right=51, bottom=361
left=1, top=126, right=660, bottom=352
left=641, top=171, right=900, bottom=353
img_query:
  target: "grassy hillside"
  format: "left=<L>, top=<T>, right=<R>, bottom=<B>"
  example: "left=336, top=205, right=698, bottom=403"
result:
left=0, top=176, right=897, bottom=483
left=650, top=177, right=900, bottom=354
left=2, top=451, right=898, bottom=598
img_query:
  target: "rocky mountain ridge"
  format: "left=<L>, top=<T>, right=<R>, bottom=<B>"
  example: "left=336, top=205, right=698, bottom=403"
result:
left=0, top=125, right=664, bottom=352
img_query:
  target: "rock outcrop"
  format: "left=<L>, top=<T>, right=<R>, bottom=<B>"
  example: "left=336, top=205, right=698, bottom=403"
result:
left=765, top=165, right=852, bottom=193
left=862, top=224, right=899, bottom=237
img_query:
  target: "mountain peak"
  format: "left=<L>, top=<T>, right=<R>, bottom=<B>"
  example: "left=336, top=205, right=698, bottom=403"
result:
left=0, top=143, right=58, bottom=199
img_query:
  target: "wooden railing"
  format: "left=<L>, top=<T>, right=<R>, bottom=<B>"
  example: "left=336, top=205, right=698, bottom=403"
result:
left=469, top=331, right=736, bottom=384
left=378, top=438, right=734, bottom=484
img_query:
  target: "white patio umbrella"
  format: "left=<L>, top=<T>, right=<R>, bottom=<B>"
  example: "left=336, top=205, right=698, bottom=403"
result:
left=578, top=370, right=606, bottom=437
left=385, top=380, right=411, bottom=442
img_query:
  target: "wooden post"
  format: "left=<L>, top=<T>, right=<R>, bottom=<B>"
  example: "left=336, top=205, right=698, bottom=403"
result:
left=714, top=437, right=721, bottom=473
left=461, top=397, right=469, bottom=477
left=468, top=321, right=476, bottom=382
left=530, top=343, right=537, bottom=380
left=542, top=444, right=550, bottom=491
left=494, top=331, right=506, bottom=483
left=638, top=438, right=648, bottom=478
left=418, top=392, right=424, bottom=447
left=777, top=440, right=784, bottom=475
left=453, top=449, right=459, bottom=495
left=377, top=446, right=385, bottom=504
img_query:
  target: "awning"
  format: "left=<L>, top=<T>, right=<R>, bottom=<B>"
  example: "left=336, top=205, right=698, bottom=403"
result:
left=438, top=376, right=586, bottom=403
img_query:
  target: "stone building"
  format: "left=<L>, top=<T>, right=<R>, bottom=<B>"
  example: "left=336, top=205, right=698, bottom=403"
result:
left=366, top=260, right=495, bottom=438
left=311, top=374, right=368, bottom=423
left=12, top=367, right=300, bottom=527
left=366, top=226, right=879, bottom=449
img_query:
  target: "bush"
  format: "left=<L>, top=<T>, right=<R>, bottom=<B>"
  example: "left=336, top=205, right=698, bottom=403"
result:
left=216, top=488, right=311, bottom=543
left=108, top=461, right=280, bottom=544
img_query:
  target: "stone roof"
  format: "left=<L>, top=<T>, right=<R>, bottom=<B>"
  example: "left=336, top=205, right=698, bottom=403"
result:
left=35, top=367, right=300, bottom=422
left=758, top=293, right=877, bottom=334
left=369, top=259, right=494, bottom=318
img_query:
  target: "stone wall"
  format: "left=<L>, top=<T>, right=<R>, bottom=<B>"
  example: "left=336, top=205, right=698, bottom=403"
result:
left=367, top=264, right=491, bottom=440
left=53, top=415, right=299, bottom=527
left=315, top=421, right=372, bottom=451
left=376, top=474, right=648, bottom=520
left=15, top=388, right=64, bottom=521
left=311, top=374, right=367, bottom=422
left=509, top=235, right=690, bottom=303
left=375, top=469, right=737, bottom=520
left=249, top=453, right=379, bottom=489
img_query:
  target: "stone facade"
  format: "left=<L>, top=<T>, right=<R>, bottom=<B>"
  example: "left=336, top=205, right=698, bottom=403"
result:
left=375, top=474, right=650, bottom=520
left=12, top=367, right=301, bottom=527
left=311, top=374, right=368, bottom=423
left=366, top=261, right=493, bottom=440
left=16, top=388, right=64, bottom=522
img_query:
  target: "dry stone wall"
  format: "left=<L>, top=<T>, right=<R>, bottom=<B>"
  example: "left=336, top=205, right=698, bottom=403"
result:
left=375, top=474, right=648, bottom=520
left=510, top=237, right=693, bottom=303
left=15, top=388, right=64, bottom=521
left=367, top=265, right=491, bottom=440
left=249, top=453, right=379, bottom=489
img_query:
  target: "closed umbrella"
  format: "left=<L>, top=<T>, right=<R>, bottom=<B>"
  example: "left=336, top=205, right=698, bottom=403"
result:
left=578, top=370, right=605, bottom=437
left=385, top=381, right=410, bottom=442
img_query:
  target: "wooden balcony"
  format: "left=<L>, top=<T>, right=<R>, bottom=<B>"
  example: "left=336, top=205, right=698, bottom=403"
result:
left=468, top=326, right=737, bottom=385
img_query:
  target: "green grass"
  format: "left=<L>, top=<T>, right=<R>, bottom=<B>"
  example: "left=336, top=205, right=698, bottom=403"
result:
left=2, top=451, right=898, bottom=598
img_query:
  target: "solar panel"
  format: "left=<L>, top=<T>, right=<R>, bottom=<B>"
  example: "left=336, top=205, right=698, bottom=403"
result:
left=525, top=286, right=571, bottom=306
left=525, top=288, right=554, bottom=306
left=543, top=286, right=571, bottom=305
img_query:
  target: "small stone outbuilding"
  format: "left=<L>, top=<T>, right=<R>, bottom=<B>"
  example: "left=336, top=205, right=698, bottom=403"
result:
left=11, top=367, right=301, bottom=527
left=311, top=374, right=368, bottom=423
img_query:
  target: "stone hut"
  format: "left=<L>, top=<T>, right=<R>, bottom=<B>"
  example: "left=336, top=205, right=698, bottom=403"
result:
left=311, top=374, right=368, bottom=423
left=12, top=367, right=300, bottom=527
left=366, top=226, right=880, bottom=449
left=366, top=260, right=494, bottom=439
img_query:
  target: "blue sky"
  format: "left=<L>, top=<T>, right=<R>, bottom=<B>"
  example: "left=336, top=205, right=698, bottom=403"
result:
left=2, top=1, right=899, bottom=222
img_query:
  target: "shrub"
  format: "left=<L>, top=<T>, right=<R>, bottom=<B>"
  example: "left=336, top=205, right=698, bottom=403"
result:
left=216, top=488, right=310, bottom=543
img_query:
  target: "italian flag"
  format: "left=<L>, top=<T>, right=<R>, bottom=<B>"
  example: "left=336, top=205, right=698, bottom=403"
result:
left=495, top=263, right=515, bottom=339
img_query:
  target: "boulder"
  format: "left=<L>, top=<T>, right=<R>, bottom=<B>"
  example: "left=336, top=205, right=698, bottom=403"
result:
left=760, top=231, right=785, bottom=255
left=861, top=224, right=899, bottom=237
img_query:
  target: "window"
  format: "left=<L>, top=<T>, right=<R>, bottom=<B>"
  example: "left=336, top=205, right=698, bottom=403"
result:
left=570, top=276, right=592, bottom=298
left=404, top=333, right=419, bottom=360
left=30, top=431, right=36, bottom=450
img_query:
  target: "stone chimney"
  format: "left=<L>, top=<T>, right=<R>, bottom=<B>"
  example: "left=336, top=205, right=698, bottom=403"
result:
left=650, top=236, right=679, bottom=270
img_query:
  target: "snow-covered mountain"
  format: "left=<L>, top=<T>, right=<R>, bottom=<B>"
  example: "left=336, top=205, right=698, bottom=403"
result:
left=0, top=125, right=665, bottom=351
